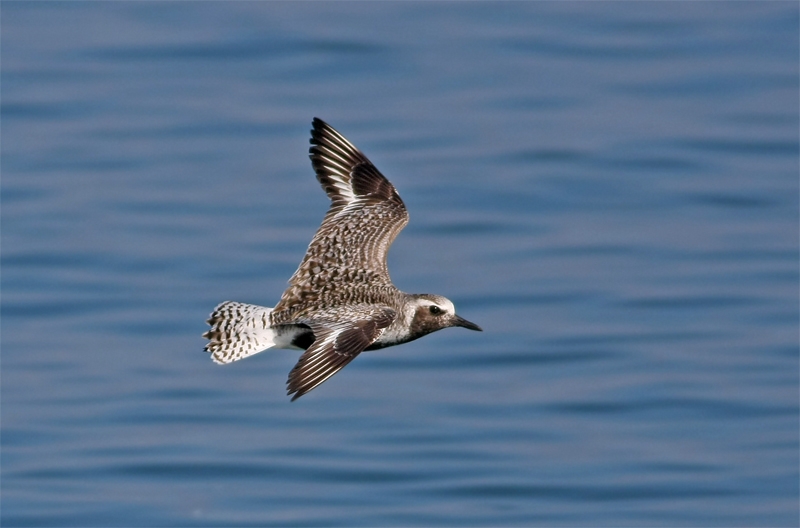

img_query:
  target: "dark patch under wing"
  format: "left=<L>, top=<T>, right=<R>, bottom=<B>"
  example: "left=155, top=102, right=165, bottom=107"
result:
left=286, top=306, right=396, bottom=400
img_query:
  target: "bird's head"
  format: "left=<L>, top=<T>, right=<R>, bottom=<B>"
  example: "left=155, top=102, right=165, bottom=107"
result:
left=407, top=294, right=482, bottom=339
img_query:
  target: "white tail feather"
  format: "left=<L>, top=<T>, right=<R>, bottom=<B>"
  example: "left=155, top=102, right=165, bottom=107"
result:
left=203, top=301, right=276, bottom=364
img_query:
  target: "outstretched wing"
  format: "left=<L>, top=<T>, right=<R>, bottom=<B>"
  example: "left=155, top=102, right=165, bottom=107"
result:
left=286, top=305, right=396, bottom=400
left=272, top=118, right=409, bottom=322
left=310, top=118, right=406, bottom=228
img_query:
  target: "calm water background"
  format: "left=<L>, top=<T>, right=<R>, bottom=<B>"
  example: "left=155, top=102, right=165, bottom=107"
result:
left=2, top=2, right=798, bottom=526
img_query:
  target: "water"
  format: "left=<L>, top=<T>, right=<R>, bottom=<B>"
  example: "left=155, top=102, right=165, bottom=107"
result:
left=2, top=2, right=798, bottom=526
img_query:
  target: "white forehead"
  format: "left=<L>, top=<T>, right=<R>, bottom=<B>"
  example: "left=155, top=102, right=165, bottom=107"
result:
left=438, top=298, right=455, bottom=313
left=414, top=296, right=455, bottom=313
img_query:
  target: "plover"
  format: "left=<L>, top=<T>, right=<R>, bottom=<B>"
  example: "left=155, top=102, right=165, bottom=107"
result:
left=203, top=118, right=482, bottom=400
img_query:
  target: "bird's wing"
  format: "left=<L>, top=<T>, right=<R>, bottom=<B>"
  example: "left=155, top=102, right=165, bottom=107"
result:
left=272, top=119, right=408, bottom=321
left=286, top=305, right=396, bottom=400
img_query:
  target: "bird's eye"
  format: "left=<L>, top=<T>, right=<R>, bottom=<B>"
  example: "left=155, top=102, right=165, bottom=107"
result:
left=429, top=305, right=442, bottom=315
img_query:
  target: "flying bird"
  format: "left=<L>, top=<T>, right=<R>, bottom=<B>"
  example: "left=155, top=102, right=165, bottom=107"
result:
left=203, top=118, right=482, bottom=400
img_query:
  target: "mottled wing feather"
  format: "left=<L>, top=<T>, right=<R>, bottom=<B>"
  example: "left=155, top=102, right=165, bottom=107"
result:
left=286, top=306, right=396, bottom=400
left=310, top=117, right=408, bottom=248
left=272, top=119, right=408, bottom=324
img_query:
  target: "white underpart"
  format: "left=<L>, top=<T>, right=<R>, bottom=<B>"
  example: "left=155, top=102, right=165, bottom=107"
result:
left=377, top=303, right=417, bottom=345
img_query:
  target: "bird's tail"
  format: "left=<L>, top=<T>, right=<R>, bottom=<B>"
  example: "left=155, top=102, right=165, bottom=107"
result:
left=203, top=301, right=276, bottom=364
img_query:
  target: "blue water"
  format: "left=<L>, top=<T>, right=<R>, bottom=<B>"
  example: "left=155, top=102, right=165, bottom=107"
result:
left=2, top=2, right=798, bottom=526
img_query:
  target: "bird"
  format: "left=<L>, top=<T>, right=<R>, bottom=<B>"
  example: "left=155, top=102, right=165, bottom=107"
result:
left=203, top=118, right=482, bottom=400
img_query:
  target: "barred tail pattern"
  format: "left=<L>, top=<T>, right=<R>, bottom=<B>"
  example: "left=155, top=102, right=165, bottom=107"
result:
left=203, top=301, right=276, bottom=364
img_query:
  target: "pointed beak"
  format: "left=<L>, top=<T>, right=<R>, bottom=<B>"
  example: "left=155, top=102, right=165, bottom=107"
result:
left=451, top=315, right=482, bottom=332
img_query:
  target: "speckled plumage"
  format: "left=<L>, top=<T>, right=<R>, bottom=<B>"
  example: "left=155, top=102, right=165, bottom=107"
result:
left=270, top=120, right=408, bottom=324
left=204, top=118, right=481, bottom=400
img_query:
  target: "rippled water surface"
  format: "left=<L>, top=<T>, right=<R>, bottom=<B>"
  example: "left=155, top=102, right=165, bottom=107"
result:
left=2, top=3, right=798, bottom=526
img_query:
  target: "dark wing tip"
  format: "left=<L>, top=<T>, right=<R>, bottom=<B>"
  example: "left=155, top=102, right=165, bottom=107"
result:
left=307, top=118, right=405, bottom=211
left=309, top=117, right=350, bottom=151
left=310, top=117, right=325, bottom=144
